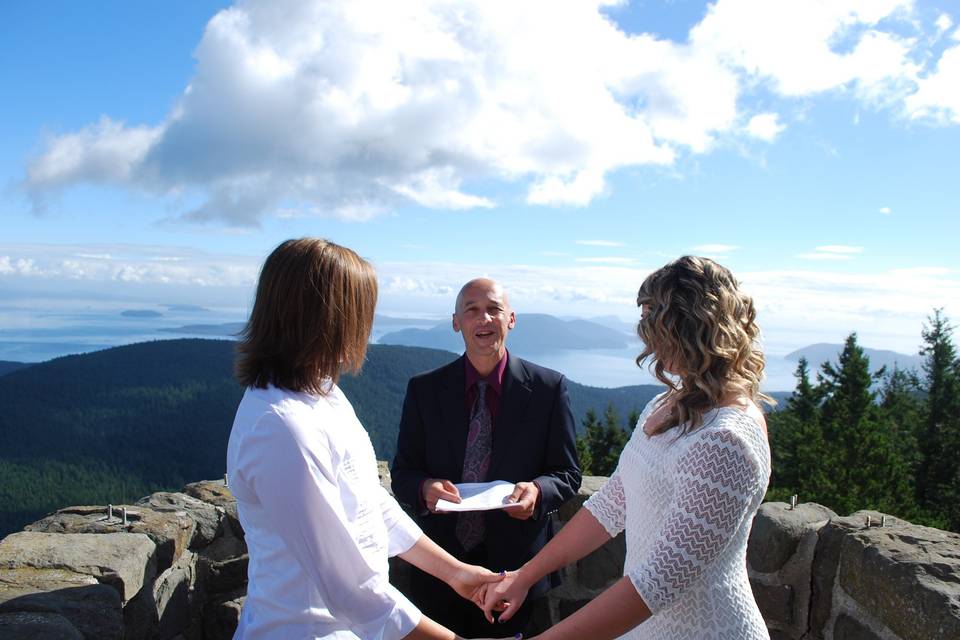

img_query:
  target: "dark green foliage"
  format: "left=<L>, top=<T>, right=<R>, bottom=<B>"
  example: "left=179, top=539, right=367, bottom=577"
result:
left=0, top=361, right=31, bottom=377
left=916, top=310, right=960, bottom=509
left=769, top=320, right=960, bottom=532
left=577, top=403, right=633, bottom=476
left=916, top=310, right=960, bottom=529
left=0, top=339, right=663, bottom=537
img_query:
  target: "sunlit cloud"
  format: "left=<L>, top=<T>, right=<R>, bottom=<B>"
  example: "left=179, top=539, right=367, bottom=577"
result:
left=744, top=113, right=785, bottom=142
left=20, top=0, right=959, bottom=226
left=880, top=206, right=892, bottom=214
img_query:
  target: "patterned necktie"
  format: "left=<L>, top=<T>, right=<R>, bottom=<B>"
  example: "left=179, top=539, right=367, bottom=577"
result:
left=456, top=380, right=492, bottom=551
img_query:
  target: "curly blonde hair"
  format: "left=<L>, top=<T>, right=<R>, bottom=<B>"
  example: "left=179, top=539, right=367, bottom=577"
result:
left=636, top=255, right=772, bottom=435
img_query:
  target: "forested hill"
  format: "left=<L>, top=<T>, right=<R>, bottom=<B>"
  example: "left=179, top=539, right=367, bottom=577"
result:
left=0, top=360, right=30, bottom=377
left=0, top=339, right=661, bottom=537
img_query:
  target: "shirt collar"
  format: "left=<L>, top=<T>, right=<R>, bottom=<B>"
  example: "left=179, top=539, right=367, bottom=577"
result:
left=464, top=351, right=508, bottom=395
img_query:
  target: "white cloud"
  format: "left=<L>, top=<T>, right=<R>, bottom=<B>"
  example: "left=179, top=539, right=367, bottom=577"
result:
left=880, top=206, right=892, bottom=214
left=744, top=113, right=785, bottom=142
left=692, top=0, right=919, bottom=99
left=798, top=245, right=864, bottom=260
left=935, top=13, right=953, bottom=35
left=576, top=240, right=625, bottom=247
left=3, top=243, right=957, bottom=356
left=21, top=0, right=958, bottom=225
left=906, top=41, right=960, bottom=123
left=0, top=243, right=260, bottom=288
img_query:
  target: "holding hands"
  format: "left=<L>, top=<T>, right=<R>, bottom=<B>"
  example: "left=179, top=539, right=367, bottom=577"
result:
left=480, top=568, right=534, bottom=625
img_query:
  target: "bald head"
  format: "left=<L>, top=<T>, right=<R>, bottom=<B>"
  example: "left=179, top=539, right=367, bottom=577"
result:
left=451, top=278, right=516, bottom=374
left=454, top=278, right=510, bottom=316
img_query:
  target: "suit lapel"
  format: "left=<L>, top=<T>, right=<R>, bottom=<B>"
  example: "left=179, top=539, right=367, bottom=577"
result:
left=489, top=355, right=532, bottom=478
left=439, top=356, right=470, bottom=478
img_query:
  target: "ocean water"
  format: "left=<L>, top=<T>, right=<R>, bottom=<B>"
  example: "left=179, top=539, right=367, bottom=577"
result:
left=0, top=311, right=801, bottom=391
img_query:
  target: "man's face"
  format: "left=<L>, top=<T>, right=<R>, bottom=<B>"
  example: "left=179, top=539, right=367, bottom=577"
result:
left=452, top=281, right=516, bottom=361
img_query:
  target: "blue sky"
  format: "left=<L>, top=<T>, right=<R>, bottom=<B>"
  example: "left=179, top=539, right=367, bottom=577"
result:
left=2, top=0, right=959, bottom=363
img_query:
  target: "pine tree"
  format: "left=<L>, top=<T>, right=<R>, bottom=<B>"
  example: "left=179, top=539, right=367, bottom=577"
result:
left=816, top=333, right=911, bottom=515
left=768, top=357, right=832, bottom=504
left=917, top=309, right=960, bottom=512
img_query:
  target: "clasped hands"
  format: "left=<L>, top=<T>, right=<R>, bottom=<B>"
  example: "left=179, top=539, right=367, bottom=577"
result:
left=423, top=478, right=540, bottom=520
left=448, top=564, right=533, bottom=639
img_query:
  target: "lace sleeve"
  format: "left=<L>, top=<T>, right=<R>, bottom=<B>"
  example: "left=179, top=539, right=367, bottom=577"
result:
left=584, top=470, right=626, bottom=537
left=627, top=426, right=764, bottom=613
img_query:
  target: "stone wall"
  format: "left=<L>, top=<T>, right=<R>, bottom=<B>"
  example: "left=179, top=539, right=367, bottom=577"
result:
left=1, top=469, right=958, bottom=639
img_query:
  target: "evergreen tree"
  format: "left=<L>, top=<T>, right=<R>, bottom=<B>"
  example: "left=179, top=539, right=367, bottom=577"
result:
left=917, top=309, right=960, bottom=511
left=575, top=433, right=594, bottom=477
left=768, top=358, right=832, bottom=504
left=816, top=333, right=911, bottom=515
left=786, top=357, right=820, bottom=423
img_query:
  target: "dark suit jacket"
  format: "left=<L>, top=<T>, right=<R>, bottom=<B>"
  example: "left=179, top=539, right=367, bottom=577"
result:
left=391, top=354, right=581, bottom=597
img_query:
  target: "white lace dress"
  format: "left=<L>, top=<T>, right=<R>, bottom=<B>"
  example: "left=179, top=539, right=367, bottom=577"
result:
left=584, top=396, right=771, bottom=639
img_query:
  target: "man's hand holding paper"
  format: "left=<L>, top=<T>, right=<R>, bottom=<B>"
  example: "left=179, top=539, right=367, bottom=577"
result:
left=435, top=480, right=526, bottom=512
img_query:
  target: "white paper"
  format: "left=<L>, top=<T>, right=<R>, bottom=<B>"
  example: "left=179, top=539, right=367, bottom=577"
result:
left=435, top=480, right=524, bottom=512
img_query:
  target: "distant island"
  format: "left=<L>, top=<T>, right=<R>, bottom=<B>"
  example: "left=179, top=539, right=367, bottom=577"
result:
left=164, top=304, right=210, bottom=312
left=159, top=322, right=246, bottom=336
left=380, top=313, right=632, bottom=353
left=120, top=309, right=163, bottom=318
left=785, top=343, right=922, bottom=373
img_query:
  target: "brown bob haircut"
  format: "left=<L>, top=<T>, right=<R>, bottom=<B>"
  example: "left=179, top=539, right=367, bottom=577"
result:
left=235, top=238, right=377, bottom=394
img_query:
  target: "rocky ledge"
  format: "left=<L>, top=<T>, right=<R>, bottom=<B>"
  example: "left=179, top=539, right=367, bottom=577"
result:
left=1, top=467, right=958, bottom=639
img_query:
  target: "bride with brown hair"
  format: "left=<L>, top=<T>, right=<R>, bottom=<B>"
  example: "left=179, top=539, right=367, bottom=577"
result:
left=227, top=238, right=505, bottom=640
left=484, top=255, right=773, bottom=639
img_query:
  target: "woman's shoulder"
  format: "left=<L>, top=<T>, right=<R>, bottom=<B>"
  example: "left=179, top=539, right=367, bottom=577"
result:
left=691, top=404, right=771, bottom=465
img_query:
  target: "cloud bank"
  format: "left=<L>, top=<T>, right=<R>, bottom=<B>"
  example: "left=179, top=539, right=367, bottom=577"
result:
left=23, top=0, right=960, bottom=225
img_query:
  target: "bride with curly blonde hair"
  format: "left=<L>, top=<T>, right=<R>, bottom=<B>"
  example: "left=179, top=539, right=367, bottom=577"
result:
left=484, top=256, right=774, bottom=640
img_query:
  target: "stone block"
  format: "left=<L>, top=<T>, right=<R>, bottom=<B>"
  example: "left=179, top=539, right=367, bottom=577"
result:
left=0, top=610, right=84, bottom=639
left=0, top=579, right=123, bottom=639
left=26, top=504, right=195, bottom=573
left=838, top=513, right=960, bottom=640
left=138, top=492, right=223, bottom=548
left=575, top=532, right=625, bottom=590
left=749, top=580, right=793, bottom=625
left=154, top=550, right=200, bottom=640
left=809, top=513, right=867, bottom=637
left=747, top=502, right=835, bottom=573
left=0, top=531, right=156, bottom=604
left=833, top=613, right=884, bottom=640
left=203, top=589, right=245, bottom=640
left=182, top=480, right=242, bottom=538
left=197, top=534, right=248, bottom=595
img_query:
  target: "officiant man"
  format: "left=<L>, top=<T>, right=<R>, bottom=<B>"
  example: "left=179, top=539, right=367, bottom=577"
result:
left=391, top=278, right=581, bottom=636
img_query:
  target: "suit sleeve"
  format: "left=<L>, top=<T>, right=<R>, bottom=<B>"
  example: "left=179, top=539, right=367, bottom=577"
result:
left=391, top=377, right=430, bottom=513
left=532, top=375, right=582, bottom=517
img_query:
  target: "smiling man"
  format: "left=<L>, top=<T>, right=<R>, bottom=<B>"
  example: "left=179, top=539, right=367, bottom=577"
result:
left=392, top=278, right=581, bottom=637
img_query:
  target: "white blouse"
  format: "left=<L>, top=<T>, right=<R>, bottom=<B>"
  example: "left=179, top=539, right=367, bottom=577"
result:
left=227, top=383, right=424, bottom=640
left=584, top=395, right=771, bottom=639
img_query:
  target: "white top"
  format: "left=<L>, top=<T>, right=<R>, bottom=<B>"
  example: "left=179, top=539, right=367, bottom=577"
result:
left=227, top=383, right=424, bottom=640
left=584, top=394, right=771, bottom=640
